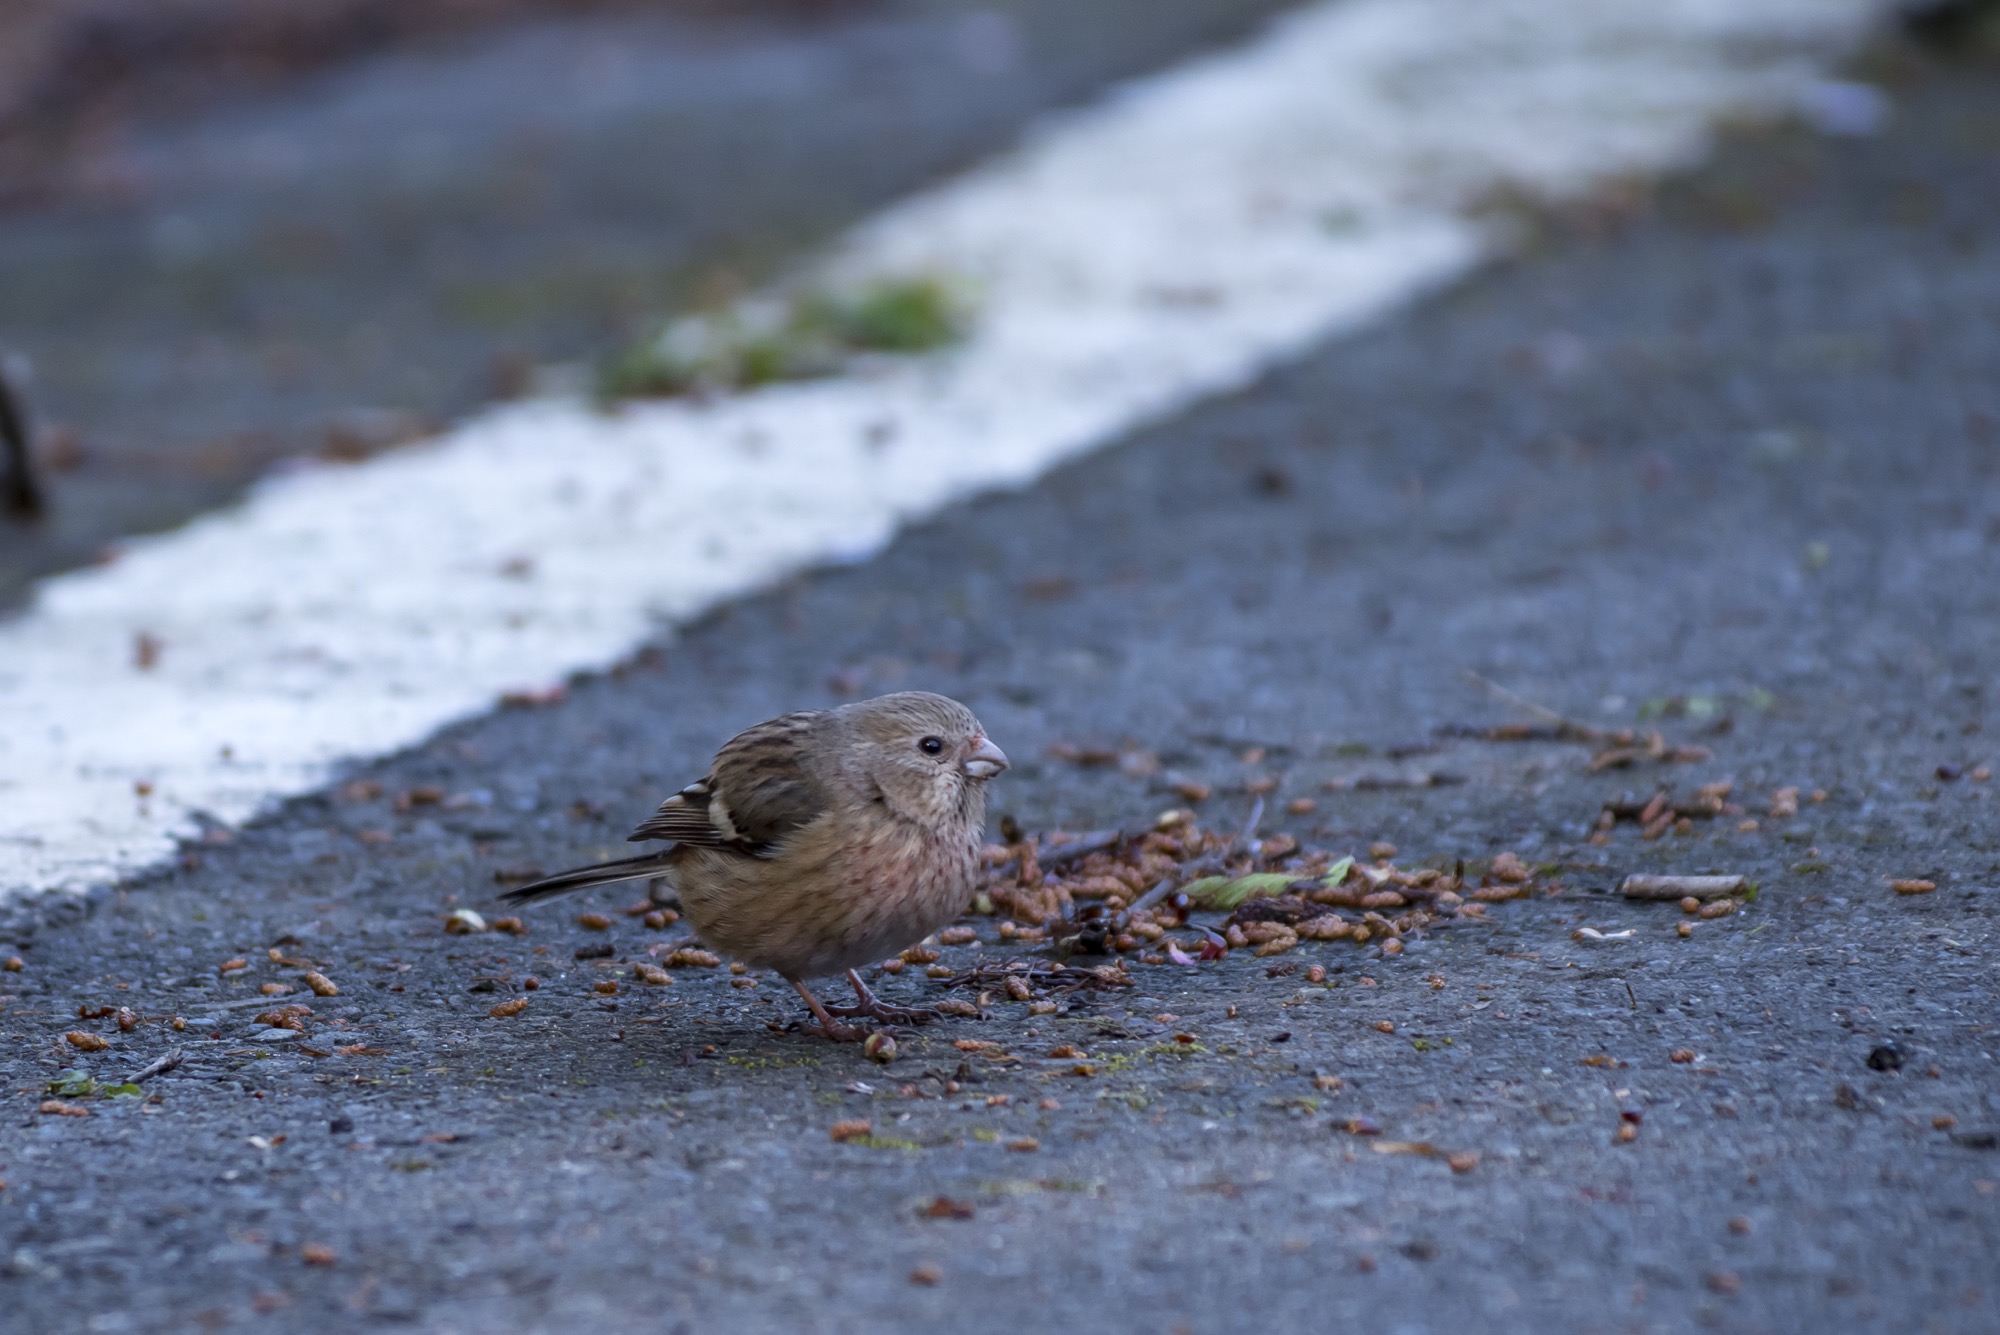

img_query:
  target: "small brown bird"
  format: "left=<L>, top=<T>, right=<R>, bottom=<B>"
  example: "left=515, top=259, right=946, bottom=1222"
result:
left=500, top=691, right=1007, bottom=1040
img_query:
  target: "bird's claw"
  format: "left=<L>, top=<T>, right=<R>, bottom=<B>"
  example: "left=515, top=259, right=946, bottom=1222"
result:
left=824, top=1000, right=941, bottom=1026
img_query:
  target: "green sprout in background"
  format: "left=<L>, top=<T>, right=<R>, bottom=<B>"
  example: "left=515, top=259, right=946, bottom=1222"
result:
left=599, top=274, right=970, bottom=402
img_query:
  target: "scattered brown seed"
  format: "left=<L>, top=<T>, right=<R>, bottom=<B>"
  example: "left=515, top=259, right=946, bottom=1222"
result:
left=1369, top=842, right=1398, bottom=861
left=1306, top=965, right=1326, bottom=984
left=444, top=909, right=487, bottom=934
left=864, top=1033, right=898, bottom=1064
left=1380, top=939, right=1404, bottom=956
left=937, top=926, right=979, bottom=946
left=641, top=910, right=674, bottom=930
left=1173, top=780, right=1213, bottom=803
left=729, top=977, right=757, bottom=989
left=1374, top=1021, right=1395, bottom=1034
left=1676, top=922, right=1694, bottom=938
left=218, top=957, right=249, bottom=974
left=300, top=1243, right=338, bottom=1267
left=1670, top=1049, right=1695, bottom=1064
left=522, top=977, right=540, bottom=990
left=1891, top=879, right=1936, bottom=895
left=934, top=999, right=979, bottom=1018
left=1005, top=1137, right=1040, bottom=1153
left=908, top=1263, right=943, bottom=1287
left=1971, top=766, right=1991, bottom=783
left=1446, top=1151, right=1480, bottom=1174
left=1287, top=798, right=1318, bottom=815
left=488, top=998, right=529, bottom=1018
left=1705, top=1270, right=1741, bottom=1297
left=304, top=972, right=339, bottom=997
left=492, top=916, right=528, bottom=936
left=900, top=946, right=940, bottom=965
left=729, top=961, right=748, bottom=974
left=1680, top=896, right=1702, bottom=914
left=1727, top=1216, right=1753, bottom=1236
left=115, top=1007, right=140, bottom=1032
left=1340, top=1116, right=1380, bottom=1136
left=1769, top=787, right=1799, bottom=819
left=594, top=980, right=619, bottom=995
left=2, top=956, right=23, bottom=971
left=1934, top=1114, right=1959, bottom=1130
left=1615, top=1123, right=1638, bottom=1143
left=633, top=964, right=674, bottom=986
left=1028, top=1000, right=1057, bottom=1015
left=1698, top=899, right=1737, bottom=919
left=921, top=1197, right=974, bottom=1220
left=64, top=1031, right=109, bottom=1052
left=664, top=948, right=721, bottom=968
left=926, top=964, right=954, bottom=979
left=1738, top=819, right=1760, bottom=832
left=39, top=1100, right=90, bottom=1117
left=829, top=1119, right=872, bottom=1143
left=1314, top=1074, right=1345, bottom=1092
left=577, top=913, right=613, bottom=931
left=1356, top=1254, right=1377, bottom=1273
left=259, top=982, right=291, bottom=996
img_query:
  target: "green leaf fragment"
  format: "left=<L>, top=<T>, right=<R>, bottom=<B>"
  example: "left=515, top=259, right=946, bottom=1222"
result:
left=1182, top=857, right=1353, bottom=910
left=1184, top=873, right=1297, bottom=909
left=47, top=1069, right=96, bottom=1097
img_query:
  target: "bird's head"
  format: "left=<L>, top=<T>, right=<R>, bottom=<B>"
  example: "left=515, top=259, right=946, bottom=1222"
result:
left=840, top=691, right=1007, bottom=827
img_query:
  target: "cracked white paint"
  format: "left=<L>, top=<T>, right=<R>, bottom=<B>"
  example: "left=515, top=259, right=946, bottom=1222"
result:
left=0, top=0, right=1884, bottom=903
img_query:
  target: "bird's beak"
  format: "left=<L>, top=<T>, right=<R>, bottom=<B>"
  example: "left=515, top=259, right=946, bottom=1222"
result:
left=962, top=735, right=1009, bottom=780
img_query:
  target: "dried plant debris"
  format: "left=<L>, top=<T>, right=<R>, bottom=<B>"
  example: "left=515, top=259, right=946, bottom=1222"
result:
left=970, top=813, right=1558, bottom=969
left=1445, top=674, right=1711, bottom=771
left=600, top=275, right=970, bottom=401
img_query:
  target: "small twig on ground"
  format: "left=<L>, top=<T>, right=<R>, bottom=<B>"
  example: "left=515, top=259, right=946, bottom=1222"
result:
left=1620, top=874, right=1744, bottom=900
left=128, top=1048, right=186, bottom=1083
left=935, top=959, right=1131, bottom=994
left=1461, top=671, right=1602, bottom=740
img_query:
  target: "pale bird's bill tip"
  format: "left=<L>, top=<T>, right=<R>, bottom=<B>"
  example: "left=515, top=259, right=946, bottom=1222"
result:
left=963, top=736, right=1008, bottom=779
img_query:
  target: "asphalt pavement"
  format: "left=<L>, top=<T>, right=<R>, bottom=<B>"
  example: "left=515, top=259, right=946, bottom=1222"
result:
left=2, top=21, right=1998, bottom=1335
left=0, top=0, right=1296, bottom=606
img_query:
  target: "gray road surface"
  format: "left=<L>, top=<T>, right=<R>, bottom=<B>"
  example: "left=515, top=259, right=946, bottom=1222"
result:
left=0, top=0, right=1296, bottom=606
left=2, top=24, right=1998, bottom=1335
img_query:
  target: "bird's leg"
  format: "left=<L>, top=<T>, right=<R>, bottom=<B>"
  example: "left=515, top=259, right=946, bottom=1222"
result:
left=787, top=976, right=868, bottom=1042
left=823, top=968, right=942, bottom=1025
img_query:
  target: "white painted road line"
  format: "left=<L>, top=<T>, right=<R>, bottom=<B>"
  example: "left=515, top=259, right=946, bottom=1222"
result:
left=0, top=0, right=1883, bottom=905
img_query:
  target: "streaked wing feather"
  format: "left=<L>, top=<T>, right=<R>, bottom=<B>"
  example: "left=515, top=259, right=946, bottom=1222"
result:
left=628, top=711, right=830, bottom=853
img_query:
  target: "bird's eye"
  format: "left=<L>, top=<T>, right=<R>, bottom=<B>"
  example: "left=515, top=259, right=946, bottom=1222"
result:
left=919, top=736, right=944, bottom=755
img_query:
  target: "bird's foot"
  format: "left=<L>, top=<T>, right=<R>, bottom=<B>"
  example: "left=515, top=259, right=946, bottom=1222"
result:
left=827, top=968, right=941, bottom=1025
left=823, top=999, right=940, bottom=1025
left=786, top=976, right=874, bottom=1043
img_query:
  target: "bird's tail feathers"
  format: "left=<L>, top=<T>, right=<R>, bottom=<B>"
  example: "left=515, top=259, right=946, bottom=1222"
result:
left=498, top=852, right=676, bottom=907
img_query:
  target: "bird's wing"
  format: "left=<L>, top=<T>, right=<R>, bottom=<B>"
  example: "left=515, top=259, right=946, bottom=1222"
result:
left=628, top=711, right=831, bottom=854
